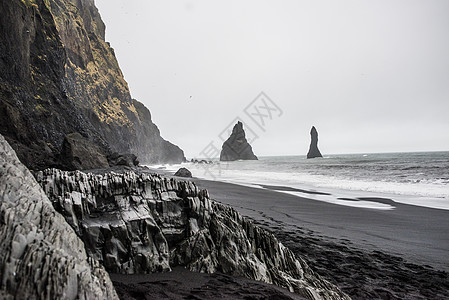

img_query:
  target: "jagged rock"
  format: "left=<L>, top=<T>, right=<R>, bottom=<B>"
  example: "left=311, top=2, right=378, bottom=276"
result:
left=307, top=126, right=323, bottom=159
left=37, top=168, right=349, bottom=300
left=0, top=134, right=117, bottom=299
left=220, top=122, right=258, bottom=161
left=174, top=167, right=192, bottom=178
left=60, top=132, right=110, bottom=170
left=191, top=159, right=212, bottom=164
left=0, top=0, right=184, bottom=170
left=108, top=152, right=139, bottom=167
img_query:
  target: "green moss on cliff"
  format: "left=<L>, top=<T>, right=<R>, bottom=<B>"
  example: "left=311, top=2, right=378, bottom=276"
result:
left=1, top=0, right=185, bottom=168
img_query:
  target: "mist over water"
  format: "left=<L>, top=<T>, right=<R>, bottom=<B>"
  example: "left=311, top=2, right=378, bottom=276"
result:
left=153, top=151, right=449, bottom=210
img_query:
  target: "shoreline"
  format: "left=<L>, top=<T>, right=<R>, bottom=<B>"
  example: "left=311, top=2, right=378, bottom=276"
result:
left=190, top=177, right=449, bottom=271
left=104, top=166, right=449, bottom=298
left=187, top=176, right=449, bottom=299
left=152, top=159, right=449, bottom=211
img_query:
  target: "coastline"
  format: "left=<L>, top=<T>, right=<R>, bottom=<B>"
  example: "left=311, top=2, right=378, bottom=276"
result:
left=187, top=176, right=449, bottom=299
left=65, top=165, right=449, bottom=299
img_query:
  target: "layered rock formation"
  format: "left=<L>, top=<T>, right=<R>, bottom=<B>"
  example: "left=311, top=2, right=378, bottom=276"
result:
left=220, top=121, right=258, bottom=161
left=0, top=0, right=184, bottom=170
left=36, top=168, right=349, bottom=299
left=307, top=126, right=323, bottom=159
left=0, top=134, right=117, bottom=299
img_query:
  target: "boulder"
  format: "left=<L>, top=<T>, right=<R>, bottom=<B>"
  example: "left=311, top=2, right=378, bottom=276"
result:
left=220, top=122, right=258, bottom=161
left=307, top=126, right=323, bottom=159
left=108, top=152, right=139, bottom=167
left=60, top=132, right=110, bottom=170
left=174, top=167, right=192, bottom=178
left=0, top=134, right=117, bottom=299
left=36, top=168, right=350, bottom=300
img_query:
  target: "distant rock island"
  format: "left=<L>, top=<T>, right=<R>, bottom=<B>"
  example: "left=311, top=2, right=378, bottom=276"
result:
left=307, top=126, right=323, bottom=159
left=220, top=122, right=258, bottom=161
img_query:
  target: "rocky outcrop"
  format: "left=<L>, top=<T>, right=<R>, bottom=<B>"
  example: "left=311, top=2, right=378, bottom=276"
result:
left=220, top=122, right=258, bottom=161
left=174, top=167, right=192, bottom=178
left=0, top=134, right=117, bottom=299
left=0, top=0, right=184, bottom=170
left=60, top=132, right=110, bottom=170
left=107, top=152, right=139, bottom=168
left=36, top=168, right=349, bottom=299
left=307, top=126, right=323, bottom=159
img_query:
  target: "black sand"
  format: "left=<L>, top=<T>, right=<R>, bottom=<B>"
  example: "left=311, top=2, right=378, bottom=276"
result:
left=110, top=167, right=449, bottom=299
left=111, top=267, right=305, bottom=300
left=193, top=179, right=449, bottom=299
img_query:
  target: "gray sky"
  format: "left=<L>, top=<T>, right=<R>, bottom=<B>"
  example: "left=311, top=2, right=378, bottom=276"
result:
left=95, top=0, right=449, bottom=158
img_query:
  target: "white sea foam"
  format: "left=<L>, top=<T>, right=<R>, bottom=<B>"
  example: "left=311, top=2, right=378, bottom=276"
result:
left=147, top=152, right=449, bottom=211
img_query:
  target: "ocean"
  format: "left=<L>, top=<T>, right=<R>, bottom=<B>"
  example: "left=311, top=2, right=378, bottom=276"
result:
left=152, top=151, right=449, bottom=211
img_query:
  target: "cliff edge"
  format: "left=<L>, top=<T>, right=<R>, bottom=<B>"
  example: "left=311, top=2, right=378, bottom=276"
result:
left=0, top=0, right=184, bottom=170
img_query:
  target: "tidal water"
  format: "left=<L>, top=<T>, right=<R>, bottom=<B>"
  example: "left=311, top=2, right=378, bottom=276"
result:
left=154, top=151, right=449, bottom=210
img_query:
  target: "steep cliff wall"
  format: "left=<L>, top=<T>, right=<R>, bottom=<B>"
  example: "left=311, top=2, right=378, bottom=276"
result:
left=0, top=134, right=117, bottom=299
left=37, top=168, right=350, bottom=300
left=0, top=0, right=184, bottom=170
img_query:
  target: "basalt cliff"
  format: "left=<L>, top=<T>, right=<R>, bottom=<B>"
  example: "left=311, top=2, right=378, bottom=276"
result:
left=1, top=132, right=349, bottom=299
left=0, top=134, right=117, bottom=299
left=35, top=167, right=349, bottom=299
left=0, top=0, right=184, bottom=170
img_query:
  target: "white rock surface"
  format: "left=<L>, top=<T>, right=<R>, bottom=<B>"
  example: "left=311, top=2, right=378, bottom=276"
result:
left=0, top=134, right=117, bottom=299
left=37, top=167, right=350, bottom=300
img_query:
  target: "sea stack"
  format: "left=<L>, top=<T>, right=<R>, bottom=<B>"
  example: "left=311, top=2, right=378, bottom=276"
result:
left=307, top=126, right=323, bottom=159
left=220, top=121, right=258, bottom=161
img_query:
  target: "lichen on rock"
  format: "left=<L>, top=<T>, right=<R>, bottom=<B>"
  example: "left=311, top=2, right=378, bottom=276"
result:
left=0, top=0, right=184, bottom=170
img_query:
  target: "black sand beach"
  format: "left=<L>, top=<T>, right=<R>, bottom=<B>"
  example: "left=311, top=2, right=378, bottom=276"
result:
left=192, top=178, right=449, bottom=299
left=111, top=267, right=305, bottom=300
left=110, top=168, right=449, bottom=299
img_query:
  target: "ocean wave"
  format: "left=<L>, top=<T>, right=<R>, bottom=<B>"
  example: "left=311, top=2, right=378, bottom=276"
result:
left=147, top=152, right=449, bottom=210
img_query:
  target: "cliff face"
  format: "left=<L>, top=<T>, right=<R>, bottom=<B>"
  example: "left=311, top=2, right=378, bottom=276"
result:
left=0, top=0, right=184, bottom=170
left=307, top=126, right=323, bottom=159
left=0, top=134, right=117, bottom=299
left=37, top=168, right=349, bottom=300
left=220, top=121, right=258, bottom=161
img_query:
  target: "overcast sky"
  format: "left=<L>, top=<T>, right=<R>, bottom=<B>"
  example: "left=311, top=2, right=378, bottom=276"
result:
left=95, top=0, right=449, bottom=158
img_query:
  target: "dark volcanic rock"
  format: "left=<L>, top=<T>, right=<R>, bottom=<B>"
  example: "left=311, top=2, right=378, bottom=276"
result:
left=174, top=167, right=192, bottom=178
left=108, top=152, right=139, bottom=167
left=220, top=122, right=258, bottom=161
left=37, top=168, right=349, bottom=300
left=60, top=132, right=110, bottom=170
left=307, top=126, right=323, bottom=159
left=0, top=0, right=184, bottom=170
left=0, top=134, right=117, bottom=299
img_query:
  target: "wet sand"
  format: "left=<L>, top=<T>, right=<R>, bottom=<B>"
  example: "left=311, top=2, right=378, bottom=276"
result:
left=193, top=178, right=449, bottom=299
left=111, top=167, right=449, bottom=299
left=111, top=267, right=305, bottom=300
